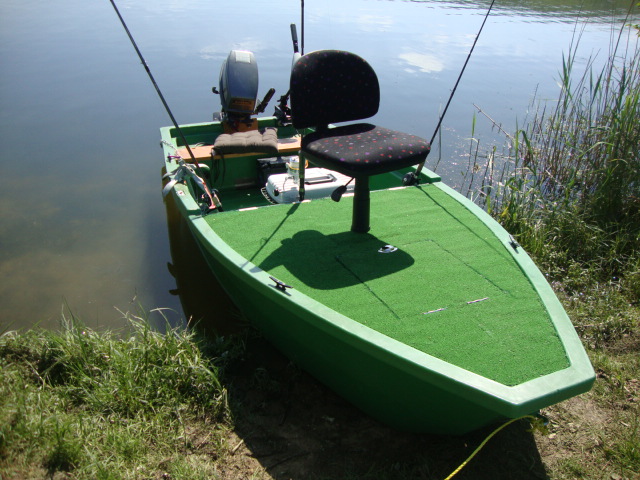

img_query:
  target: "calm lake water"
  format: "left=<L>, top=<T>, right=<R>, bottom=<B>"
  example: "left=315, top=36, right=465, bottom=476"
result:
left=0, top=0, right=637, bottom=331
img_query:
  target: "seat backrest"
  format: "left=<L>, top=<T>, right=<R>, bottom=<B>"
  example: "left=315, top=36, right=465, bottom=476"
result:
left=290, top=50, right=380, bottom=129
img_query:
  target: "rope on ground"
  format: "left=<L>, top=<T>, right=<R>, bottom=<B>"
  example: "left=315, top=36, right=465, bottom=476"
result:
left=443, top=415, right=540, bottom=480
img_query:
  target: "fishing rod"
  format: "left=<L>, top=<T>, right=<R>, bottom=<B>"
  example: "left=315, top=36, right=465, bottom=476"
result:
left=108, top=0, right=221, bottom=210
left=404, top=0, right=496, bottom=186
left=300, top=0, right=305, bottom=55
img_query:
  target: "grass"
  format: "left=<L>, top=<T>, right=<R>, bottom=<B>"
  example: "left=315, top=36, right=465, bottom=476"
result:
left=0, top=311, right=232, bottom=479
left=537, top=281, right=640, bottom=480
left=2, top=305, right=636, bottom=479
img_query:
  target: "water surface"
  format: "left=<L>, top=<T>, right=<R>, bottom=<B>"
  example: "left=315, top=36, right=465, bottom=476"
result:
left=0, top=0, right=636, bottom=330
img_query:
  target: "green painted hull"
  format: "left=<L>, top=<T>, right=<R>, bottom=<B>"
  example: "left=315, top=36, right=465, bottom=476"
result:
left=160, top=119, right=594, bottom=434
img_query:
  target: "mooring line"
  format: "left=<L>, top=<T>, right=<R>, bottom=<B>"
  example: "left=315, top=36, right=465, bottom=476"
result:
left=443, top=415, right=539, bottom=480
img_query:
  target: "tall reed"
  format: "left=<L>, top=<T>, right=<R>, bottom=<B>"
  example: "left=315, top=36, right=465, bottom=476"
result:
left=473, top=22, right=639, bottom=285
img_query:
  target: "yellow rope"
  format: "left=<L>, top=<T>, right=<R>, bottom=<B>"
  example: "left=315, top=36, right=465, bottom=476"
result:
left=443, top=415, right=539, bottom=480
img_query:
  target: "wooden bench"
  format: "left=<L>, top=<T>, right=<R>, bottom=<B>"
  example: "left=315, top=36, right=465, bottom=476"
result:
left=178, top=136, right=301, bottom=163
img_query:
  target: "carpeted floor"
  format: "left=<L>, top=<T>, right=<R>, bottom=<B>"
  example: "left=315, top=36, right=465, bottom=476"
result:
left=207, top=184, right=569, bottom=386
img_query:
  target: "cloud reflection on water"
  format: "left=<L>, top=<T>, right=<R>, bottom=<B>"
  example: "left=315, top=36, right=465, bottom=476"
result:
left=399, top=51, right=445, bottom=73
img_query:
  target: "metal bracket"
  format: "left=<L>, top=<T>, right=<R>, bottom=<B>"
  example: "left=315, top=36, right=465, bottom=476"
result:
left=508, top=235, right=520, bottom=251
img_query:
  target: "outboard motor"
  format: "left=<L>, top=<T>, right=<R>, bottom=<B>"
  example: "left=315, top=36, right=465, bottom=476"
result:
left=215, top=50, right=259, bottom=124
left=214, top=50, right=276, bottom=128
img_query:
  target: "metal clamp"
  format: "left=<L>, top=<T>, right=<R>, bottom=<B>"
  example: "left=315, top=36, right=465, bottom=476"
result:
left=269, top=276, right=292, bottom=292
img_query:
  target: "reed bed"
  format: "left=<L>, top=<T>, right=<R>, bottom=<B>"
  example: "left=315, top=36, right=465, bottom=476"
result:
left=464, top=21, right=640, bottom=295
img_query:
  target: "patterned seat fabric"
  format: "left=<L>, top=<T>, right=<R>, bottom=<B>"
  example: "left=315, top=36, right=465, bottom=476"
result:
left=301, top=123, right=430, bottom=177
left=290, top=50, right=379, bottom=129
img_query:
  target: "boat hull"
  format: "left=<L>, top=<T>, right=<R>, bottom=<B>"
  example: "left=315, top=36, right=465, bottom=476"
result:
left=182, top=198, right=593, bottom=435
left=161, top=120, right=595, bottom=434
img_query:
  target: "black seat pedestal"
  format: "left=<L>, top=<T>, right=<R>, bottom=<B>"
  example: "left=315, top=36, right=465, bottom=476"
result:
left=351, top=177, right=370, bottom=233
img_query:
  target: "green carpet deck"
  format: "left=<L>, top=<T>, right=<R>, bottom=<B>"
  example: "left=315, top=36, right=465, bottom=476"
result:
left=207, top=185, right=569, bottom=386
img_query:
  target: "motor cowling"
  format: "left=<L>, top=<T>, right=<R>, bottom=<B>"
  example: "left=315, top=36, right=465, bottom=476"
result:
left=217, top=50, right=259, bottom=122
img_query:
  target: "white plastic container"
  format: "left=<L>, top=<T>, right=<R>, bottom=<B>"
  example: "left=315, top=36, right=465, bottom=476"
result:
left=264, top=167, right=355, bottom=204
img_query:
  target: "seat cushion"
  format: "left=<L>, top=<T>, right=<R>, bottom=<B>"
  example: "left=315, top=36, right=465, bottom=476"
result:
left=301, top=123, right=430, bottom=177
left=213, top=127, right=279, bottom=155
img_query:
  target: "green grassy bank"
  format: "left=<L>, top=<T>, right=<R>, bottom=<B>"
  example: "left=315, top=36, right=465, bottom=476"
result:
left=1, top=304, right=638, bottom=480
left=0, top=315, right=232, bottom=479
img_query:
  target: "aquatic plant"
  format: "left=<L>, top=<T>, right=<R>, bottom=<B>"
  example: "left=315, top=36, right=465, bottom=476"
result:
left=469, top=20, right=640, bottom=290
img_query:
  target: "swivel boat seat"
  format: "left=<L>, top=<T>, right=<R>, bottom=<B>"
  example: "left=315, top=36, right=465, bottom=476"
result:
left=289, top=50, right=431, bottom=233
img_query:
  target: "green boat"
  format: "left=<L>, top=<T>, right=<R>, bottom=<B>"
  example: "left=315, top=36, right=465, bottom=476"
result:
left=160, top=42, right=594, bottom=434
